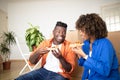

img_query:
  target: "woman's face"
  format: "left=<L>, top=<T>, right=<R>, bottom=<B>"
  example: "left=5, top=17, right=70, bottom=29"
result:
left=79, top=29, right=89, bottom=41
left=79, top=28, right=95, bottom=43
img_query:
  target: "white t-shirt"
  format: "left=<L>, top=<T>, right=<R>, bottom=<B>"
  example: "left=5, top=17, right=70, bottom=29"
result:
left=44, top=43, right=63, bottom=72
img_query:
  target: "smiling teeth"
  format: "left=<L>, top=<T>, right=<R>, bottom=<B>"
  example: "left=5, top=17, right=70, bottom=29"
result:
left=58, top=36, right=62, bottom=39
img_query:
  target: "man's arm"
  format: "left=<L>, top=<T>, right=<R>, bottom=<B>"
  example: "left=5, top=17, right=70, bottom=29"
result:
left=29, top=51, right=41, bottom=64
left=58, top=56, right=72, bottom=72
left=51, top=49, right=72, bottom=72
left=29, top=48, right=49, bottom=64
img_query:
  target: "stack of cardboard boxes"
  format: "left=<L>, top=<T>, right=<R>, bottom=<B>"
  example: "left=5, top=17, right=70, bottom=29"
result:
left=66, top=30, right=83, bottom=80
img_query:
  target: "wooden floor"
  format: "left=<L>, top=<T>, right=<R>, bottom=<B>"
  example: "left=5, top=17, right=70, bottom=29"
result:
left=0, top=60, right=120, bottom=80
left=0, top=60, right=82, bottom=80
left=0, top=61, right=31, bottom=80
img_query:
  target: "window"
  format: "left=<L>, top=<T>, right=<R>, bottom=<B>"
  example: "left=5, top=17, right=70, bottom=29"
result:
left=101, top=2, right=120, bottom=32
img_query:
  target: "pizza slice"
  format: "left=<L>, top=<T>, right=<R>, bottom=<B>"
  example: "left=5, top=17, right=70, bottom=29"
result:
left=70, top=42, right=84, bottom=48
left=47, top=46, right=58, bottom=50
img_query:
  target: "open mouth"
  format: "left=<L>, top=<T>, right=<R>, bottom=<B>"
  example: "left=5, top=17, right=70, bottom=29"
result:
left=57, top=36, right=63, bottom=41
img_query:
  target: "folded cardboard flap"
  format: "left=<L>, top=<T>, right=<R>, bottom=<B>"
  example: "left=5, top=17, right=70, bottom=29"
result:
left=66, top=30, right=82, bottom=43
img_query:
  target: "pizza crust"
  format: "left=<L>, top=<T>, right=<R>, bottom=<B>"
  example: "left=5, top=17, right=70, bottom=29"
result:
left=47, top=46, right=58, bottom=50
left=70, top=42, right=84, bottom=47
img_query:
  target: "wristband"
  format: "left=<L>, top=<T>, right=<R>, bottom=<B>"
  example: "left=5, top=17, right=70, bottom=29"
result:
left=83, top=55, right=88, bottom=60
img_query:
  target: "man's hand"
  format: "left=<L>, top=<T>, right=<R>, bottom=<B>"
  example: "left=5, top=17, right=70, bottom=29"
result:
left=29, top=47, right=49, bottom=64
left=38, top=47, right=50, bottom=55
left=51, top=48, right=62, bottom=59
left=51, top=48, right=72, bottom=72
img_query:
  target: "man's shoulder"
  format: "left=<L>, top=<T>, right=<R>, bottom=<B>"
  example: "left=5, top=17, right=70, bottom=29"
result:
left=40, top=38, right=52, bottom=45
left=64, top=40, right=71, bottom=44
left=42, top=39, right=51, bottom=42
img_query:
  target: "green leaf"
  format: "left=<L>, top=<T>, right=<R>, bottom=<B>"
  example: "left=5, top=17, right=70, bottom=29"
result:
left=30, top=39, right=35, bottom=46
left=30, top=33, right=36, bottom=40
left=29, top=45, right=33, bottom=52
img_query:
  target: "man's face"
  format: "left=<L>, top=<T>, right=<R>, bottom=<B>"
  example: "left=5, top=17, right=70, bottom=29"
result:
left=53, top=26, right=66, bottom=44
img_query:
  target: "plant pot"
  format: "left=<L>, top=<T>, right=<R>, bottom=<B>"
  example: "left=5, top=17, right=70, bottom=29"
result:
left=3, top=61, right=11, bottom=70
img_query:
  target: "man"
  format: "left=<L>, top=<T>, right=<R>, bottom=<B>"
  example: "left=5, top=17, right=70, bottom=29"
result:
left=15, top=21, right=76, bottom=80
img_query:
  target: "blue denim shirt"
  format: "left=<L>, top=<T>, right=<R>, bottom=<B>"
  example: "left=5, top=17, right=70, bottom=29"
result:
left=78, top=38, right=119, bottom=80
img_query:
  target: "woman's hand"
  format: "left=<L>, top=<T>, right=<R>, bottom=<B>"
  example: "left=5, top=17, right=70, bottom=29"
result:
left=72, top=47, right=87, bottom=58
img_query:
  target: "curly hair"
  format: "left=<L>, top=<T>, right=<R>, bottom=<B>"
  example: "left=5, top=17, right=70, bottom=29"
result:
left=75, top=13, right=108, bottom=39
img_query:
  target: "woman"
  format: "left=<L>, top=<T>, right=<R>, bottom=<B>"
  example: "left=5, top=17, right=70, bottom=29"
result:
left=72, top=13, right=119, bottom=80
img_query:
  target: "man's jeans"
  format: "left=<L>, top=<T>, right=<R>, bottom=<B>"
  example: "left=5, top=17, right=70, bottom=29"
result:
left=15, top=68, right=69, bottom=80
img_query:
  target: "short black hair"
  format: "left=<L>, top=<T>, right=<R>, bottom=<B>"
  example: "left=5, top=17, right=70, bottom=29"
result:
left=55, top=21, right=67, bottom=29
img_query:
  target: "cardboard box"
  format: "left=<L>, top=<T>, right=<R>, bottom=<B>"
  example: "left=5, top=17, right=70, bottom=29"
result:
left=66, top=30, right=82, bottom=43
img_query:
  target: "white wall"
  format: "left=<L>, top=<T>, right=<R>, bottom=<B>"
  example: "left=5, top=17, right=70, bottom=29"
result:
left=0, top=9, right=8, bottom=43
left=1, top=0, right=119, bottom=60
left=0, top=0, right=8, bottom=13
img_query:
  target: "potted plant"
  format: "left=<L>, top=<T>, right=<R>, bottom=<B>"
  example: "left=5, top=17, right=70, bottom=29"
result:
left=25, top=23, right=45, bottom=52
left=0, top=31, right=16, bottom=70
left=0, top=42, right=10, bottom=70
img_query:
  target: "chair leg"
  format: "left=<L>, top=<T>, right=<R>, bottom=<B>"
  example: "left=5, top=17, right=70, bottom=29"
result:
left=19, top=64, right=28, bottom=75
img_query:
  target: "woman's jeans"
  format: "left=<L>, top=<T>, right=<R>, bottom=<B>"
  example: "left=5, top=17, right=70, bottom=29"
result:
left=15, top=68, right=69, bottom=80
